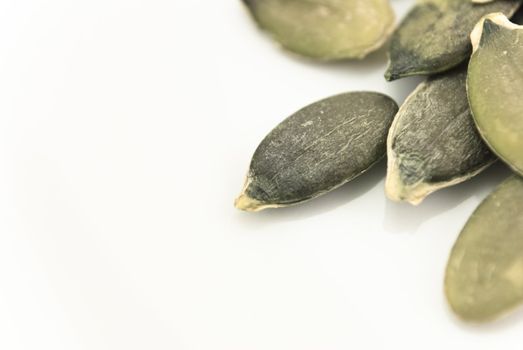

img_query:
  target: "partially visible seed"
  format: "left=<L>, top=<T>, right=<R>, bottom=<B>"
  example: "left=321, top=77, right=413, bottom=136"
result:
left=235, top=92, right=398, bottom=212
left=445, top=175, right=523, bottom=322
left=386, top=66, right=496, bottom=205
left=468, top=13, right=523, bottom=176
left=384, top=0, right=521, bottom=81
left=242, top=0, right=395, bottom=60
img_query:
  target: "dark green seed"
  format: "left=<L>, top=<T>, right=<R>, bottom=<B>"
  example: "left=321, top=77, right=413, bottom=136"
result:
left=384, top=0, right=521, bottom=81
left=386, top=66, right=496, bottom=205
left=235, top=92, right=398, bottom=211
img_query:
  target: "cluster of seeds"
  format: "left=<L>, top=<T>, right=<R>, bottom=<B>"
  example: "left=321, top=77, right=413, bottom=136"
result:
left=237, top=0, right=523, bottom=323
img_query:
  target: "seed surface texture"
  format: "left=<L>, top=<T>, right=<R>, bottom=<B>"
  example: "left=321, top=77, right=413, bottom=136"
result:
left=243, top=0, right=395, bottom=60
left=386, top=66, right=495, bottom=205
left=235, top=92, right=398, bottom=211
left=468, top=13, right=523, bottom=176
left=446, top=176, right=523, bottom=322
left=385, top=0, right=521, bottom=80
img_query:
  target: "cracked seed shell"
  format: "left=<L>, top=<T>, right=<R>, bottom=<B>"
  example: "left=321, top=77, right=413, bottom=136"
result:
left=235, top=92, right=398, bottom=212
left=386, top=66, right=496, bottom=205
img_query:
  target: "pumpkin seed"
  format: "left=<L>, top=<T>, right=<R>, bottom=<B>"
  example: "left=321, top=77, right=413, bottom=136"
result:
left=242, top=0, right=395, bottom=60
left=384, top=0, right=521, bottom=81
left=235, top=92, right=398, bottom=212
left=468, top=14, right=523, bottom=176
left=445, top=175, right=523, bottom=322
left=386, top=66, right=496, bottom=205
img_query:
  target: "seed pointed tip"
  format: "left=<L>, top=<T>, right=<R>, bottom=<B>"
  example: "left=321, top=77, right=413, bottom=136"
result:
left=471, top=13, right=516, bottom=52
left=386, top=188, right=425, bottom=206
left=384, top=69, right=394, bottom=82
left=234, top=193, right=266, bottom=212
left=385, top=166, right=427, bottom=206
left=385, top=178, right=427, bottom=206
left=384, top=65, right=400, bottom=81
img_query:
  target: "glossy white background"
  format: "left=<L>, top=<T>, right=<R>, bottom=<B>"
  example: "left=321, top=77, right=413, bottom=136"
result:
left=0, top=0, right=519, bottom=349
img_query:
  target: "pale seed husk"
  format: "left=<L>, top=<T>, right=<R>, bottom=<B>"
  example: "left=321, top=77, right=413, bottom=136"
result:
left=386, top=66, right=496, bottom=205
left=468, top=13, right=523, bottom=176
left=445, top=175, right=523, bottom=322
left=384, top=0, right=521, bottom=81
left=242, top=0, right=395, bottom=60
left=235, top=92, right=398, bottom=212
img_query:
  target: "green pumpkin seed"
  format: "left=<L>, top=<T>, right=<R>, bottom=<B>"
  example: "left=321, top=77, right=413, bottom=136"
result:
left=384, top=0, right=521, bottom=81
left=386, top=66, right=496, bottom=205
left=242, top=0, right=395, bottom=60
left=468, top=14, right=523, bottom=176
left=235, top=92, right=398, bottom=212
left=445, top=175, right=523, bottom=322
